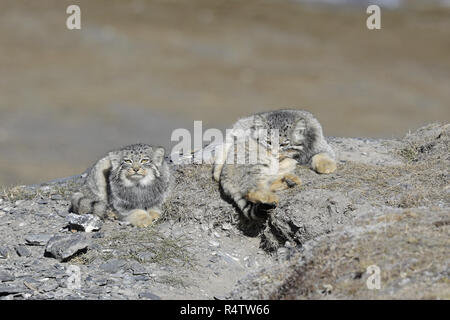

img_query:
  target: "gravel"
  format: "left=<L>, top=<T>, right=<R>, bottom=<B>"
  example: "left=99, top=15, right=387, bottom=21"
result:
left=0, top=123, right=447, bottom=300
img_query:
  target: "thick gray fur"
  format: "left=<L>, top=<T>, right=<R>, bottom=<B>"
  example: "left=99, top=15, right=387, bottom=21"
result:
left=70, top=143, right=171, bottom=221
left=214, top=109, right=336, bottom=220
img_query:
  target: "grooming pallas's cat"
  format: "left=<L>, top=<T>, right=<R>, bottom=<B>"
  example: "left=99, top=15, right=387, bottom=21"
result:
left=214, top=109, right=336, bottom=220
left=70, top=144, right=170, bottom=227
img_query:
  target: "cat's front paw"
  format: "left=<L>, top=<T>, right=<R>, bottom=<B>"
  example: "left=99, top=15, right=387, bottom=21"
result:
left=270, top=174, right=302, bottom=191
left=312, top=153, right=337, bottom=174
left=125, top=209, right=159, bottom=228
left=283, top=173, right=302, bottom=188
left=147, top=209, right=161, bottom=223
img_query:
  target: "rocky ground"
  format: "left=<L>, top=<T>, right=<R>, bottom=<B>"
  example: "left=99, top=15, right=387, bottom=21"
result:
left=0, top=123, right=448, bottom=300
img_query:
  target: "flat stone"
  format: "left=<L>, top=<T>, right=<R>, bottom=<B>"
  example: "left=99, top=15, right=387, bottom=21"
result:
left=0, top=247, right=10, bottom=259
left=57, top=210, right=69, bottom=218
left=139, top=291, right=161, bottom=300
left=1, top=206, right=13, bottom=213
left=34, top=210, right=53, bottom=217
left=25, top=234, right=53, bottom=246
left=99, top=259, right=128, bottom=273
left=15, top=245, right=32, bottom=257
left=45, top=233, right=90, bottom=262
left=137, top=251, right=156, bottom=262
left=0, top=271, right=15, bottom=282
left=15, top=200, right=26, bottom=206
left=130, top=263, right=149, bottom=275
left=39, top=279, right=59, bottom=292
left=209, top=240, right=220, bottom=248
left=67, top=213, right=102, bottom=233
left=94, top=278, right=109, bottom=286
left=50, top=194, right=63, bottom=201
left=0, top=285, right=24, bottom=295
left=133, top=275, right=149, bottom=281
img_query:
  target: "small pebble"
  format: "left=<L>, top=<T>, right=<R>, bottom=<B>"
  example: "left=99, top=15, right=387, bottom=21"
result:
left=209, top=240, right=220, bottom=248
left=99, top=259, right=128, bottom=274
left=222, top=223, right=232, bottom=230
left=25, top=234, right=53, bottom=246
left=139, top=291, right=161, bottom=300
left=0, top=247, right=11, bottom=259
left=15, top=200, right=25, bottom=206
left=51, top=194, right=63, bottom=201
left=0, top=271, right=15, bottom=282
left=15, top=245, right=32, bottom=257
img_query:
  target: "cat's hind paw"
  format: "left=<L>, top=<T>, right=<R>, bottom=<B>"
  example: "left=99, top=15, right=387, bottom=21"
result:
left=246, top=190, right=279, bottom=206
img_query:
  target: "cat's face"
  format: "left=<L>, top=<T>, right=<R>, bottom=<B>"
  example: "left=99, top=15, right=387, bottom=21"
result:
left=112, top=145, right=165, bottom=187
left=252, top=112, right=306, bottom=157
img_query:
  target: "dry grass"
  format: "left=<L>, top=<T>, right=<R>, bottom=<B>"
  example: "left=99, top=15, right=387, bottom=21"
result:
left=264, top=125, right=449, bottom=299
left=68, top=226, right=197, bottom=287
left=304, top=158, right=448, bottom=209
left=101, top=228, right=195, bottom=268
left=270, top=208, right=450, bottom=299
left=1, top=181, right=78, bottom=202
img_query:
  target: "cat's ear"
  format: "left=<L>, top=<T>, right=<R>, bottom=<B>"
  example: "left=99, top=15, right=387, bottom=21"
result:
left=108, top=153, right=121, bottom=168
left=153, top=147, right=165, bottom=165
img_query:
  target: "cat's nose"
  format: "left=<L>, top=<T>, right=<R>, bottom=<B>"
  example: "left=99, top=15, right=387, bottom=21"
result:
left=133, top=167, right=140, bottom=172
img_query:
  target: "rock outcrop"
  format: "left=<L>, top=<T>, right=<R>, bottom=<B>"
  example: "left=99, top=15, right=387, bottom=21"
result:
left=0, top=123, right=448, bottom=299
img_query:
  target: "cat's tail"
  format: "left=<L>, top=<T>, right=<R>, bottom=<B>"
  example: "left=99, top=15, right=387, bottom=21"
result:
left=221, top=182, right=277, bottom=221
left=236, top=195, right=278, bottom=221
left=70, top=192, right=107, bottom=218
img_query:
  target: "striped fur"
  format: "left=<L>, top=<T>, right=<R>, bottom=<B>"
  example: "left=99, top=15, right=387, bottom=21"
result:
left=70, top=144, right=170, bottom=227
left=214, top=109, right=336, bottom=220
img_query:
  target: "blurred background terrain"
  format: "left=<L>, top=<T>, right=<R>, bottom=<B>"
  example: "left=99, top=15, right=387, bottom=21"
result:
left=0, top=0, right=449, bottom=186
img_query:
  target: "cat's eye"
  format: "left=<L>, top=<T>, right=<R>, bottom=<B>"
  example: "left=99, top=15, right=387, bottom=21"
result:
left=123, top=159, right=133, bottom=164
left=140, top=158, right=149, bottom=164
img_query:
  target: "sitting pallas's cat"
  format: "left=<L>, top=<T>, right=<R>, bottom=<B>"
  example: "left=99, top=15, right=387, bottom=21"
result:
left=213, top=109, right=337, bottom=220
left=70, top=144, right=170, bottom=227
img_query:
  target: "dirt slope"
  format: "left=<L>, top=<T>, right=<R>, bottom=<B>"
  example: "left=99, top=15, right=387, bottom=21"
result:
left=0, top=123, right=448, bottom=299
